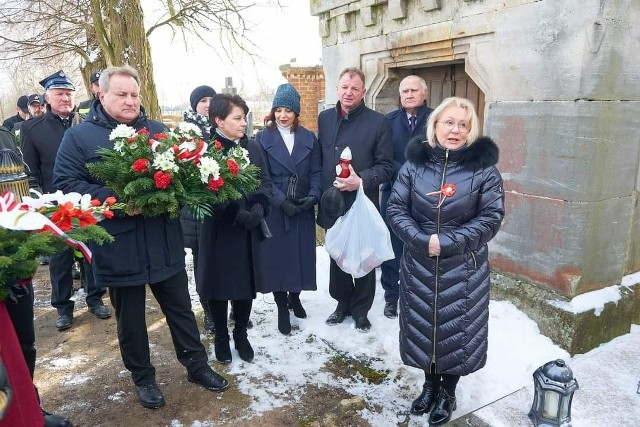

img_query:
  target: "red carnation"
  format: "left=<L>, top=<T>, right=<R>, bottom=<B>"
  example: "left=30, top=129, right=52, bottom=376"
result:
left=154, top=133, right=168, bottom=140
left=208, top=177, right=224, bottom=191
left=105, top=196, right=117, bottom=206
left=102, top=209, right=115, bottom=219
left=90, top=198, right=101, bottom=207
left=214, top=140, right=222, bottom=151
left=226, top=159, right=239, bottom=176
left=153, top=171, right=172, bottom=189
left=132, top=158, right=150, bottom=173
left=137, top=128, right=150, bottom=136
left=128, top=137, right=137, bottom=143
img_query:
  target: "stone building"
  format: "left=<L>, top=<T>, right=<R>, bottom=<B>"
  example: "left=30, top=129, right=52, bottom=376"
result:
left=310, top=0, right=640, bottom=353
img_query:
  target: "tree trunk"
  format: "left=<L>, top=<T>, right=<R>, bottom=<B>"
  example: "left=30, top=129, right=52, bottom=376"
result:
left=102, top=0, right=161, bottom=120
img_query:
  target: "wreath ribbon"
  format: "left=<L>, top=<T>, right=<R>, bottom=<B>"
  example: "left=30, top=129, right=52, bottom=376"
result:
left=0, top=191, right=93, bottom=263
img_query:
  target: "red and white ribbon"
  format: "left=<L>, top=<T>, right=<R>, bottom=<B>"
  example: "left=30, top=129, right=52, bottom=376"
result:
left=426, top=183, right=457, bottom=208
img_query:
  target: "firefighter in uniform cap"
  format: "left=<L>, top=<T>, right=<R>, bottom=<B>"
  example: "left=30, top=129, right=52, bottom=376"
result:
left=77, top=72, right=102, bottom=117
left=21, top=70, right=111, bottom=332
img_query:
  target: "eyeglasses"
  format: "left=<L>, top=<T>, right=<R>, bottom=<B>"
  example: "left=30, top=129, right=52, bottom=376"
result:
left=437, top=119, right=470, bottom=133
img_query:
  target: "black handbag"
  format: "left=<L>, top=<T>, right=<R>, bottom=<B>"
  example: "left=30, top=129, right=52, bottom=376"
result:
left=287, top=174, right=310, bottom=203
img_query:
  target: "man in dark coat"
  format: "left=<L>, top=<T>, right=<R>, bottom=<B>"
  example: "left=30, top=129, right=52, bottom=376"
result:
left=2, top=95, right=29, bottom=130
left=21, top=70, right=109, bottom=331
left=53, top=65, right=229, bottom=410
left=317, top=67, right=394, bottom=333
left=379, top=75, right=433, bottom=319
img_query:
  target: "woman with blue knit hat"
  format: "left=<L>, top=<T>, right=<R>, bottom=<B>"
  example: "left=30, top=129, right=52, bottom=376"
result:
left=255, top=83, right=322, bottom=335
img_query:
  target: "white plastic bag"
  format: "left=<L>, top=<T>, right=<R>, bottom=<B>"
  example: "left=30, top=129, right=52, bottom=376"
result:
left=325, top=185, right=394, bottom=278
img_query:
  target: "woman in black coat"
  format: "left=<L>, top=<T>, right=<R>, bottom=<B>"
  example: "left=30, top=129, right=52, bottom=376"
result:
left=387, top=97, right=504, bottom=426
left=255, top=84, right=322, bottom=335
left=197, top=94, right=272, bottom=364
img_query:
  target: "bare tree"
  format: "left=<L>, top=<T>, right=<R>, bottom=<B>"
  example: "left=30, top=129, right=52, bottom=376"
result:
left=0, top=0, right=281, bottom=119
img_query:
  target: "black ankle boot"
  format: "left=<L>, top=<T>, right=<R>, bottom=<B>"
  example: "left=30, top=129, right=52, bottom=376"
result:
left=233, top=329, right=254, bottom=362
left=274, top=292, right=291, bottom=334
left=214, top=328, right=232, bottom=364
left=277, top=303, right=291, bottom=335
left=410, top=379, right=440, bottom=416
left=428, top=388, right=457, bottom=426
left=288, top=293, right=307, bottom=318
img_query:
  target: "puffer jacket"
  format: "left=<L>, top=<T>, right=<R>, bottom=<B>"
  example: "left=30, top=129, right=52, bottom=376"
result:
left=387, top=136, right=504, bottom=375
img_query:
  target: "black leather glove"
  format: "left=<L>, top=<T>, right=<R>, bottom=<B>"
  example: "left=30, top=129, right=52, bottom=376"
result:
left=236, top=203, right=264, bottom=229
left=296, top=196, right=318, bottom=211
left=281, top=199, right=301, bottom=216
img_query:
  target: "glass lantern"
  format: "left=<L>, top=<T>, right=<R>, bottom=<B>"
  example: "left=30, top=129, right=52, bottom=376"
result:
left=529, top=359, right=579, bottom=427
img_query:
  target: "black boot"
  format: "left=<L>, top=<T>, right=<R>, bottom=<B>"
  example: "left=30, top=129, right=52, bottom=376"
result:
left=288, top=292, right=307, bottom=318
left=274, top=292, right=291, bottom=335
left=428, top=388, right=457, bottom=426
left=232, top=299, right=254, bottom=362
left=209, top=300, right=231, bottom=364
left=410, top=375, right=440, bottom=416
left=201, top=299, right=215, bottom=334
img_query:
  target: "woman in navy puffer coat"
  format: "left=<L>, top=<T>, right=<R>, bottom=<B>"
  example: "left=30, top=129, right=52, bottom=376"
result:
left=387, top=97, right=504, bottom=426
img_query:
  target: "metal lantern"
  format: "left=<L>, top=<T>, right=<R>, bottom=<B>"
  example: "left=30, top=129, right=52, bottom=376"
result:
left=0, top=149, right=29, bottom=200
left=529, top=359, right=579, bottom=427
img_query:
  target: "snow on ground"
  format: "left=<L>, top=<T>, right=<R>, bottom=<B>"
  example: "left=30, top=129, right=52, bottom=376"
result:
left=184, top=247, right=571, bottom=425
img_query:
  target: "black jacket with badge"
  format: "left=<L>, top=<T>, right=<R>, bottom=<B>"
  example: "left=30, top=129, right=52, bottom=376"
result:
left=53, top=102, right=185, bottom=288
left=316, top=100, right=394, bottom=229
left=196, top=132, right=272, bottom=301
left=387, top=136, right=504, bottom=375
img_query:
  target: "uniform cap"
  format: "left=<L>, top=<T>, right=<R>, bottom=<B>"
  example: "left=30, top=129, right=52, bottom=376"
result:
left=39, top=70, right=75, bottom=91
left=90, top=72, right=101, bottom=83
left=27, top=94, right=42, bottom=105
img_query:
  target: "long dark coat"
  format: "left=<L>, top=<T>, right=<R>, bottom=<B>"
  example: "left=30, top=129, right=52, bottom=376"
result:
left=255, top=125, right=322, bottom=292
left=387, top=136, right=504, bottom=375
left=53, top=103, right=185, bottom=287
left=316, top=101, right=395, bottom=229
left=196, top=133, right=272, bottom=301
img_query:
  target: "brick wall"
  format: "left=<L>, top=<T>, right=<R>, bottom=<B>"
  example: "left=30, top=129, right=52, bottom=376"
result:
left=279, top=65, right=325, bottom=133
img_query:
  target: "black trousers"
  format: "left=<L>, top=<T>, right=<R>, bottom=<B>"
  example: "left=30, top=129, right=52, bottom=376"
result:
left=49, top=248, right=105, bottom=315
left=328, top=258, right=376, bottom=318
left=108, top=271, right=209, bottom=386
left=5, top=282, right=36, bottom=378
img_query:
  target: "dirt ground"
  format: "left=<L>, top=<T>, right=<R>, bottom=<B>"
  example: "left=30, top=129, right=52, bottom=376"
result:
left=30, top=265, right=378, bottom=427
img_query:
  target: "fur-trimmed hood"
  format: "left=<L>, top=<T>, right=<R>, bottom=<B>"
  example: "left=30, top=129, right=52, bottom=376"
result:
left=405, top=135, right=499, bottom=171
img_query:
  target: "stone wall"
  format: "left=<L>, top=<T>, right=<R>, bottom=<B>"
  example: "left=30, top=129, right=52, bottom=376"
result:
left=310, top=0, right=640, bottom=298
left=280, top=65, right=325, bottom=132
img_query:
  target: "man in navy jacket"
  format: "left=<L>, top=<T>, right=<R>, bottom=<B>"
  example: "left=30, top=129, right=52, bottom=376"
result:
left=53, top=65, right=228, bottom=410
left=380, top=75, right=433, bottom=319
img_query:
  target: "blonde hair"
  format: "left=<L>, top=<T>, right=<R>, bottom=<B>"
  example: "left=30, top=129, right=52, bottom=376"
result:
left=426, top=97, right=480, bottom=148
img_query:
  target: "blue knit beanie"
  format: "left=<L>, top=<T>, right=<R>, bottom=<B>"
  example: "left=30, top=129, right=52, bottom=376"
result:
left=190, top=85, right=217, bottom=111
left=272, top=83, right=301, bottom=116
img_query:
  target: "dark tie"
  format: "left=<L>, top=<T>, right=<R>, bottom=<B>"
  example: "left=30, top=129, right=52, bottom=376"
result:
left=409, top=115, right=416, bottom=132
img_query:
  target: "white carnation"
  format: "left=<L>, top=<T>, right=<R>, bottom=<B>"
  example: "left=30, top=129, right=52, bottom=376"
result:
left=152, top=150, right=179, bottom=173
left=176, top=122, right=202, bottom=136
left=199, top=157, right=220, bottom=183
left=109, top=124, right=136, bottom=140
